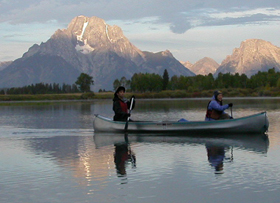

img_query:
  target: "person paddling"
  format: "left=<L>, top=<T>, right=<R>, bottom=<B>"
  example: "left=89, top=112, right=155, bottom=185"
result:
left=205, top=90, right=233, bottom=121
left=113, top=86, right=134, bottom=121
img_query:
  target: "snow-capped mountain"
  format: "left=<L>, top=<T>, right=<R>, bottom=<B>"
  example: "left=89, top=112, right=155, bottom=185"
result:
left=0, top=15, right=194, bottom=90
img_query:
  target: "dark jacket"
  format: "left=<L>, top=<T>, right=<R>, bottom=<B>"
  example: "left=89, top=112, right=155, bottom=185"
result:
left=113, top=95, right=130, bottom=121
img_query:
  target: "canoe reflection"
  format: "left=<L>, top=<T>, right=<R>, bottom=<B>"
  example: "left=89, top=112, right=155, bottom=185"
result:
left=94, top=132, right=269, bottom=175
left=114, top=135, right=136, bottom=176
left=94, top=133, right=269, bottom=152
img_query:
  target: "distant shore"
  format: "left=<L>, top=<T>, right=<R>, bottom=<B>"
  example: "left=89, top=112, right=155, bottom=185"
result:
left=0, top=88, right=279, bottom=104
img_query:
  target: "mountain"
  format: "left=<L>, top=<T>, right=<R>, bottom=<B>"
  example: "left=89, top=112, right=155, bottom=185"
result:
left=180, top=61, right=193, bottom=69
left=0, top=15, right=195, bottom=90
left=0, top=54, right=80, bottom=88
left=0, top=61, right=12, bottom=71
left=214, top=39, right=280, bottom=77
left=185, top=57, right=219, bottom=75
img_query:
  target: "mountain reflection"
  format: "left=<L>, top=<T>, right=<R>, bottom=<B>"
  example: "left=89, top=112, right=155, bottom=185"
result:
left=25, top=135, right=115, bottom=187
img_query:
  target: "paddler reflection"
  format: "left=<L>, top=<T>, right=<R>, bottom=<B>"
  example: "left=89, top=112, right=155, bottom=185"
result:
left=206, top=144, right=233, bottom=174
left=114, top=135, right=136, bottom=176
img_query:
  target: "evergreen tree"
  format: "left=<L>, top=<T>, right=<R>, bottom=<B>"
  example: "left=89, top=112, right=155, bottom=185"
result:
left=162, top=69, right=169, bottom=90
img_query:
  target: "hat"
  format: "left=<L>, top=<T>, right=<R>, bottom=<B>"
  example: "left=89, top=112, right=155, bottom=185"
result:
left=115, top=86, right=125, bottom=94
left=213, top=90, right=222, bottom=100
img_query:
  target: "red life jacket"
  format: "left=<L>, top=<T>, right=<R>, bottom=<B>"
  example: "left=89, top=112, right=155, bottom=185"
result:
left=119, top=100, right=128, bottom=113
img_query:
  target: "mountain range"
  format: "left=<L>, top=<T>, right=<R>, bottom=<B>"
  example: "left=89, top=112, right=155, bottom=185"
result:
left=180, top=39, right=280, bottom=76
left=1, top=15, right=280, bottom=91
left=0, top=16, right=194, bottom=91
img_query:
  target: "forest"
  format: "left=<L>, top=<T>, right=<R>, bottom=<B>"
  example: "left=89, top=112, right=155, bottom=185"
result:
left=112, top=68, right=280, bottom=97
left=1, top=68, right=280, bottom=97
left=0, top=83, right=80, bottom=95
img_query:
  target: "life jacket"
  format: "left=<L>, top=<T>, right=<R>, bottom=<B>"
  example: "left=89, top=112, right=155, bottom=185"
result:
left=206, top=100, right=223, bottom=120
left=119, top=100, right=128, bottom=113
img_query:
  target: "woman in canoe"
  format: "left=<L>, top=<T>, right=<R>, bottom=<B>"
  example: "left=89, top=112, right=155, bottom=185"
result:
left=113, top=86, right=134, bottom=121
left=205, top=90, right=233, bottom=121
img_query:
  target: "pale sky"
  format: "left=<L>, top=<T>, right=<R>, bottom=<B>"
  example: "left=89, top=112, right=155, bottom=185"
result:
left=1, top=0, right=280, bottom=64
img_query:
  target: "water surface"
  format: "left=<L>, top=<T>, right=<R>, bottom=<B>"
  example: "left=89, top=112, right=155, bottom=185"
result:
left=0, top=98, right=280, bottom=203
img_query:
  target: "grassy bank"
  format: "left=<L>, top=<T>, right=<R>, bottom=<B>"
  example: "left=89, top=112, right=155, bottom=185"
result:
left=0, top=88, right=279, bottom=103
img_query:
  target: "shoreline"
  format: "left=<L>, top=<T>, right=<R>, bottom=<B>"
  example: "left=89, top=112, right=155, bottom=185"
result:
left=1, top=95, right=280, bottom=106
left=1, top=88, right=280, bottom=104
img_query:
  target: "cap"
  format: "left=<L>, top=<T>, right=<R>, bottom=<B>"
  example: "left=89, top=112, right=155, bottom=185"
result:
left=115, top=86, right=125, bottom=94
left=213, top=90, right=222, bottom=99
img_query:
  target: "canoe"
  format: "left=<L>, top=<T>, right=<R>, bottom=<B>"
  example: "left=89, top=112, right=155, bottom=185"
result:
left=93, top=112, right=269, bottom=134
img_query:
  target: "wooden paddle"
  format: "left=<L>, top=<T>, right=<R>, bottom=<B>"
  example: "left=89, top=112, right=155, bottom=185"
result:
left=124, top=96, right=135, bottom=131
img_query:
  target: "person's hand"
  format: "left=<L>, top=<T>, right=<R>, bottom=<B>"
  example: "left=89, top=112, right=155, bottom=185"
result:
left=127, top=113, right=131, bottom=117
left=228, top=103, right=233, bottom=107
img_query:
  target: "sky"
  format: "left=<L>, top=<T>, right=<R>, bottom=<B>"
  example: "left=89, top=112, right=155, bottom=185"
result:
left=1, top=0, right=280, bottom=64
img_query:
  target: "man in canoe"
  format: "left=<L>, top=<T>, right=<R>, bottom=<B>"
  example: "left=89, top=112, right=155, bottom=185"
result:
left=113, top=86, right=134, bottom=121
left=205, top=90, right=233, bottom=121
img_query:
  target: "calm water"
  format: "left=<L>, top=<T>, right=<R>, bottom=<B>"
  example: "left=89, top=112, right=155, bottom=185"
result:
left=0, top=98, right=280, bottom=203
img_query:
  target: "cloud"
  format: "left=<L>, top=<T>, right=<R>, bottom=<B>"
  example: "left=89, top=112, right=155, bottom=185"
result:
left=1, top=0, right=280, bottom=32
left=1, top=0, right=280, bottom=62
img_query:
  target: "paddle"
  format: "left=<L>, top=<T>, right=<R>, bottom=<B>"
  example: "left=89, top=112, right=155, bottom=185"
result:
left=124, top=96, right=135, bottom=131
left=230, top=106, right=233, bottom=119
left=124, top=133, right=136, bottom=167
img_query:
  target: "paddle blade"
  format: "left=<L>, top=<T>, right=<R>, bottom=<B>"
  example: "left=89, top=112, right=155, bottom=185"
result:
left=125, top=96, right=134, bottom=131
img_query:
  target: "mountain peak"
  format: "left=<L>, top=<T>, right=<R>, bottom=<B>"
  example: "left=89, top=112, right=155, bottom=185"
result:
left=161, top=50, right=173, bottom=57
left=216, top=39, right=280, bottom=77
left=187, top=57, right=219, bottom=75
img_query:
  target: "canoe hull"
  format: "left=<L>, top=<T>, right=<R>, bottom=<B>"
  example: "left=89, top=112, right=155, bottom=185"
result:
left=93, top=112, right=269, bottom=134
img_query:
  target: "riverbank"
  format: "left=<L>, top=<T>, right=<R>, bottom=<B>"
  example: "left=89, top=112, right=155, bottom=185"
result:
left=0, top=88, right=279, bottom=103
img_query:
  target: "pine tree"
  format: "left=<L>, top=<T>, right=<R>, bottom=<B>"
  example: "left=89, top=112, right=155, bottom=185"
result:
left=162, top=69, right=169, bottom=90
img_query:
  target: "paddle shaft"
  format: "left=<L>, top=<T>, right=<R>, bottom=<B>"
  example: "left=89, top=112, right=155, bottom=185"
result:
left=124, top=97, right=134, bottom=130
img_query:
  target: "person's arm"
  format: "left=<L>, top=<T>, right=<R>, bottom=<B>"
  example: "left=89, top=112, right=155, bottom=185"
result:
left=209, top=101, right=229, bottom=111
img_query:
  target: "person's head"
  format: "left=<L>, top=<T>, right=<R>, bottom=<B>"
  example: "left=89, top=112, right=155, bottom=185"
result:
left=115, top=86, right=125, bottom=99
left=215, top=162, right=224, bottom=174
left=213, top=90, right=223, bottom=102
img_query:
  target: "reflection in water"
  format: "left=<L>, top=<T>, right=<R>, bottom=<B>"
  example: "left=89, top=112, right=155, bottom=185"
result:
left=95, top=133, right=269, bottom=177
left=206, top=144, right=233, bottom=174
left=203, top=134, right=269, bottom=174
left=22, top=132, right=270, bottom=194
left=206, top=145, right=226, bottom=174
left=114, top=135, right=136, bottom=177
left=24, top=135, right=116, bottom=189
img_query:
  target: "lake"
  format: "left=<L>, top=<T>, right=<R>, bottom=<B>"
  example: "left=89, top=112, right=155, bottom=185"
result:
left=0, top=98, right=280, bottom=203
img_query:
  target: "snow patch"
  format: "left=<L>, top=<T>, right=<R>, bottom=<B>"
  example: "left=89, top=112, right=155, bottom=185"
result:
left=77, top=21, right=88, bottom=41
left=75, top=41, right=94, bottom=54
left=105, top=24, right=113, bottom=43
left=75, top=19, right=94, bottom=54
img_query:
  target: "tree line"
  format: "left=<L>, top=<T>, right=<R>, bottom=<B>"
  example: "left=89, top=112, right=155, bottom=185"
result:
left=1, top=68, right=279, bottom=95
left=0, top=73, right=94, bottom=95
left=0, top=83, right=81, bottom=95
left=113, top=68, right=280, bottom=92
